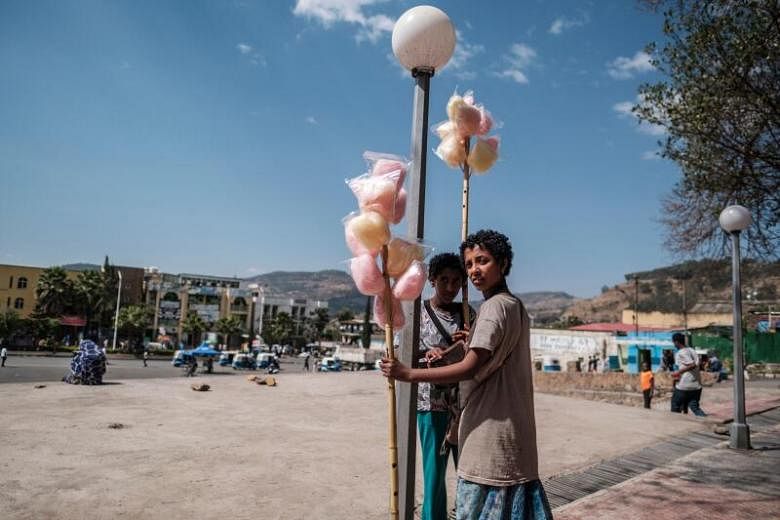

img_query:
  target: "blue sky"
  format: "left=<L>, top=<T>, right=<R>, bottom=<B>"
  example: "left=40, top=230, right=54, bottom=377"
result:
left=1, top=0, right=680, bottom=297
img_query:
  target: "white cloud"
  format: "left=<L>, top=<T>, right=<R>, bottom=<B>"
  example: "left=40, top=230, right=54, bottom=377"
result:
left=607, top=51, right=654, bottom=79
left=293, top=0, right=394, bottom=44
left=495, top=43, right=536, bottom=85
left=441, top=30, right=484, bottom=79
left=613, top=96, right=667, bottom=136
left=641, top=150, right=660, bottom=160
left=548, top=13, right=589, bottom=35
left=237, top=43, right=252, bottom=54
left=236, top=43, right=266, bottom=66
left=306, top=116, right=318, bottom=125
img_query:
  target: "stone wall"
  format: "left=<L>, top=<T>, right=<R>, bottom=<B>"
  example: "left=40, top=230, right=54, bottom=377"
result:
left=532, top=371, right=718, bottom=407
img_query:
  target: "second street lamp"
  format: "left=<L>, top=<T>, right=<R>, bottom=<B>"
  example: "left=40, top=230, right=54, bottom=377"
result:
left=391, top=6, right=455, bottom=519
left=719, top=204, right=752, bottom=450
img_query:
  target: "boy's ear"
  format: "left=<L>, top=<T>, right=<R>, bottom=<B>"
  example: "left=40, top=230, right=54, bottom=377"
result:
left=501, top=259, right=509, bottom=275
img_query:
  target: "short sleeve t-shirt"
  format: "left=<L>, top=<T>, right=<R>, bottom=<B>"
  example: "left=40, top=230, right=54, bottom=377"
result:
left=417, top=304, right=464, bottom=412
left=675, top=347, right=701, bottom=390
left=457, top=293, right=539, bottom=486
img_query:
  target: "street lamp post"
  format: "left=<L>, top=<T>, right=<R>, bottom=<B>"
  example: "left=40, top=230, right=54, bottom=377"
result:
left=719, top=204, right=752, bottom=450
left=392, top=6, right=455, bottom=519
left=112, top=270, right=123, bottom=351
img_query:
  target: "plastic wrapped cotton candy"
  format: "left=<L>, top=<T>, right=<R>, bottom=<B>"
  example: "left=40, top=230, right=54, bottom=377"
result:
left=477, top=107, right=493, bottom=135
left=392, top=260, right=426, bottom=301
left=348, top=172, right=401, bottom=222
left=364, top=151, right=407, bottom=190
left=374, top=293, right=405, bottom=329
left=345, top=216, right=378, bottom=257
left=386, top=237, right=425, bottom=278
left=391, top=188, right=407, bottom=225
left=446, top=94, right=481, bottom=137
left=345, top=211, right=390, bottom=253
left=435, top=133, right=466, bottom=168
left=350, top=254, right=384, bottom=296
left=468, top=136, right=500, bottom=174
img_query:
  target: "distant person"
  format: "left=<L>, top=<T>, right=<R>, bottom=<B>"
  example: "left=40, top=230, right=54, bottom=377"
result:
left=640, top=362, right=654, bottom=409
left=1, top=346, right=7, bottom=367
left=187, top=357, right=198, bottom=377
left=708, top=352, right=725, bottom=382
left=671, top=333, right=706, bottom=416
left=303, top=353, right=310, bottom=371
left=382, top=230, right=553, bottom=519
left=143, top=351, right=149, bottom=367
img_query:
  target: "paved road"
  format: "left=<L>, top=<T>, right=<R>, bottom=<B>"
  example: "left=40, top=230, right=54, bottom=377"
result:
left=0, top=354, right=307, bottom=384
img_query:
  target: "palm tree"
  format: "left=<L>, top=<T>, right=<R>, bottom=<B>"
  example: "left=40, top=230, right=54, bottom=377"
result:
left=181, top=312, right=207, bottom=346
left=117, top=305, right=151, bottom=352
left=215, top=315, right=244, bottom=348
left=35, top=267, right=74, bottom=317
left=74, top=270, right=110, bottom=336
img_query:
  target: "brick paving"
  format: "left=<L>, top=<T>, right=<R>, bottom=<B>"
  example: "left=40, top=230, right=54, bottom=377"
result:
left=554, top=419, right=780, bottom=519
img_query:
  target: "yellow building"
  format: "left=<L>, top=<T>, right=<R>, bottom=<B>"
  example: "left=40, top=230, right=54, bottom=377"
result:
left=621, top=303, right=733, bottom=329
left=0, top=264, right=79, bottom=319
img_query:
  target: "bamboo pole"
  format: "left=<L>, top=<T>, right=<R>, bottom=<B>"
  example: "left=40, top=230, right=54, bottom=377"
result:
left=461, top=137, right=471, bottom=322
left=381, top=244, right=399, bottom=520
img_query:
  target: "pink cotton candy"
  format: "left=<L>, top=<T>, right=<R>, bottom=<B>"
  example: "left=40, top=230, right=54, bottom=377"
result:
left=371, top=159, right=406, bottom=190
left=484, top=136, right=500, bottom=152
left=392, top=260, right=426, bottom=300
left=391, top=188, right=407, bottom=225
left=345, top=220, right=377, bottom=256
left=346, top=211, right=390, bottom=253
left=435, top=133, right=466, bottom=168
left=350, top=254, right=385, bottom=296
left=467, top=137, right=499, bottom=174
left=374, top=293, right=405, bottom=329
left=477, top=107, right=493, bottom=135
left=434, top=120, right=455, bottom=139
left=386, top=237, right=425, bottom=278
left=348, top=173, right=399, bottom=222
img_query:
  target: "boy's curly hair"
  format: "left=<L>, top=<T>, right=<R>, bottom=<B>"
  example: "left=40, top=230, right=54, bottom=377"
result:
left=428, top=253, right=466, bottom=282
left=459, top=229, right=514, bottom=276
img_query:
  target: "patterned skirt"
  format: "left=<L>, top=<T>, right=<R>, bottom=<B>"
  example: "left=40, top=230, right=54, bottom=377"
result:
left=456, top=478, right=553, bottom=520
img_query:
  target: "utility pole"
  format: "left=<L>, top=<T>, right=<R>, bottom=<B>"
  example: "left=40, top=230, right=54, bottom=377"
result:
left=633, top=276, right=639, bottom=336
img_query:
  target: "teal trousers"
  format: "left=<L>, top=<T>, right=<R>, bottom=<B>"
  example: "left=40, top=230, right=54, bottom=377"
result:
left=418, top=411, right=458, bottom=520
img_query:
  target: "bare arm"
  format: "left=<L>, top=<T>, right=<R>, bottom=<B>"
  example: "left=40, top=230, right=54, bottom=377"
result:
left=381, top=347, right=491, bottom=384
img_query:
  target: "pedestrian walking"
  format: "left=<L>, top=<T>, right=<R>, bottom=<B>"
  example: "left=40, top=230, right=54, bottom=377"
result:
left=640, top=362, right=654, bottom=409
left=1, top=346, right=7, bottom=367
left=670, top=333, right=707, bottom=416
left=143, top=351, right=149, bottom=367
left=382, top=230, right=553, bottom=519
left=303, top=353, right=310, bottom=371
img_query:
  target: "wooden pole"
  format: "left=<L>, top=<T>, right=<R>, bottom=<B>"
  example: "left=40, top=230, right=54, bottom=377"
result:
left=381, top=244, right=399, bottom=519
left=461, top=137, right=471, bottom=321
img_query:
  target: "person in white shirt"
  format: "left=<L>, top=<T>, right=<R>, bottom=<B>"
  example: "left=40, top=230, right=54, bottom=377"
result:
left=1, top=346, right=7, bottom=367
left=670, top=333, right=707, bottom=416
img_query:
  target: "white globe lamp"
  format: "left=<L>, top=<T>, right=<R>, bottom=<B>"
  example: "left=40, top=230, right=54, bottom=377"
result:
left=392, top=5, right=456, bottom=73
left=719, top=205, right=752, bottom=233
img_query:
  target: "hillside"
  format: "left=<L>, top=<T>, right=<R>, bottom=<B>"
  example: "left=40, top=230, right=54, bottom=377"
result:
left=246, top=270, right=365, bottom=313
left=563, top=259, right=780, bottom=324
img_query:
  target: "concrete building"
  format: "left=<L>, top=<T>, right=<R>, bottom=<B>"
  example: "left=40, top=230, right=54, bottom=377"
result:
left=0, top=264, right=81, bottom=319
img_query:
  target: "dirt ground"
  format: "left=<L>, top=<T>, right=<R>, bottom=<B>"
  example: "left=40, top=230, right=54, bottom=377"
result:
left=0, top=371, right=707, bottom=520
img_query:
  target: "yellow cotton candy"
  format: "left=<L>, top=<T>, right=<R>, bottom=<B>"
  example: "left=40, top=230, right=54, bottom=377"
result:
left=386, top=238, right=425, bottom=278
left=348, top=211, right=390, bottom=252
left=468, top=138, right=499, bottom=173
left=435, top=133, right=466, bottom=168
left=446, top=95, right=465, bottom=121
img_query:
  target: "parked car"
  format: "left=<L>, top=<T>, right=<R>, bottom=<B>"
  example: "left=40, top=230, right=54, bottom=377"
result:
left=232, top=353, right=257, bottom=370
left=218, top=351, right=238, bottom=367
left=256, top=352, right=277, bottom=369
left=171, top=350, right=194, bottom=367
left=319, top=357, right=342, bottom=372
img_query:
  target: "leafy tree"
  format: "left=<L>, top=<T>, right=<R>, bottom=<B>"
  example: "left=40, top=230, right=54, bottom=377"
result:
left=265, top=312, right=294, bottom=346
left=635, top=0, right=780, bottom=258
left=337, top=308, right=355, bottom=322
left=310, top=308, right=330, bottom=345
left=0, top=310, right=22, bottom=341
left=26, top=310, right=61, bottom=352
left=117, top=305, right=151, bottom=351
left=73, top=270, right=110, bottom=335
left=215, top=315, right=244, bottom=348
left=181, top=312, right=207, bottom=346
left=35, top=267, right=75, bottom=316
